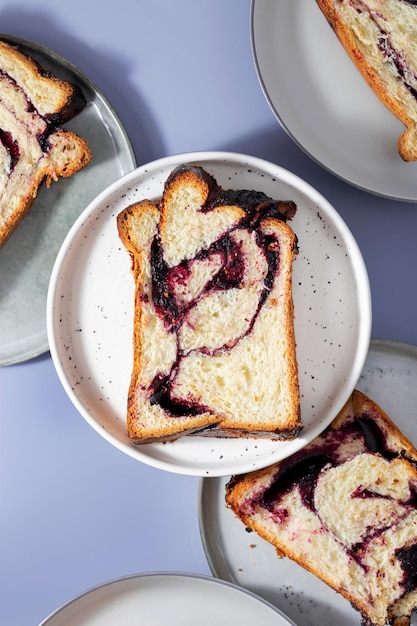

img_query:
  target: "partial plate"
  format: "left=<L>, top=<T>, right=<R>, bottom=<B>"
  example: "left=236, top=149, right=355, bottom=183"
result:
left=251, top=0, right=417, bottom=201
left=198, top=339, right=417, bottom=626
left=47, top=151, right=371, bottom=477
left=0, top=33, right=136, bottom=366
left=39, top=572, right=297, bottom=626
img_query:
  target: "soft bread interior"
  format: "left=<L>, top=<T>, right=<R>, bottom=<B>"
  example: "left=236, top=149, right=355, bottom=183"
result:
left=159, top=166, right=245, bottom=266
left=0, top=40, right=91, bottom=247
left=171, top=217, right=299, bottom=436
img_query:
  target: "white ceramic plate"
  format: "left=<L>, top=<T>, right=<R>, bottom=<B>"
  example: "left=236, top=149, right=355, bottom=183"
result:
left=251, top=0, right=417, bottom=201
left=47, top=151, right=371, bottom=477
left=39, top=572, right=297, bottom=626
left=198, top=339, right=417, bottom=626
left=0, top=34, right=136, bottom=366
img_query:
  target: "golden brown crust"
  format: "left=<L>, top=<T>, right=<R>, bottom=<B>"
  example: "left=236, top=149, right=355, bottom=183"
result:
left=391, top=618, right=411, bottom=626
left=315, top=0, right=417, bottom=161
left=0, top=41, right=87, bottom=119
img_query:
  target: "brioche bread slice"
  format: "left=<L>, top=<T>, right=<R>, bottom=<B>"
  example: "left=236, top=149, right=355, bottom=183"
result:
left=316, top=0, right=417, bottom=161
left=117, top=165, right=301, bottom=443
left=0, top=39, right=92, bottom=247
left=226, top=389, right=417, bottom=626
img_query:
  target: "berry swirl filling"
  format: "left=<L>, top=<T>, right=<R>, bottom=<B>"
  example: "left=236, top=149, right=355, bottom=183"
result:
left=249, top=409, right=417, bottom=603
left=148, top=191, right=294, bottom=417
left=346, top=0, right=417, bottom=100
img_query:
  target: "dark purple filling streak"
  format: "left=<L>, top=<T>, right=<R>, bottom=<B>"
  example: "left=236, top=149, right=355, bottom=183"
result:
left=149, top=233, right=251, bottom=416
left=148, top=372, right=209, bottom=417
left=377, top=33, right=417, bottom=100
left=396, top=544, right=417, bottom=593
left=0, top=129, right=20, bottom=170
left=204, top=189, right=297, bottom=224
left=356, top=415, right=396, bottom=459
left=151, top=232, right=250, bottom=331
left=148, top=192, right=282, bottom=417
left=354, top=6, right=417, bottom=100
left=259, top=416, right=393, bottom=512
left=259, top=415, right=417, bottom=585
left=0, top=67, right=65, bottom=173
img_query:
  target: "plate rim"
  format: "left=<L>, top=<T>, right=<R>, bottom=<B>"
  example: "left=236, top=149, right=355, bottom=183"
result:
left=0, top=32, right=136, bottom=367
left=46, top=149, right=372, bottom=477
left=38, top=571, right=297, bottom=626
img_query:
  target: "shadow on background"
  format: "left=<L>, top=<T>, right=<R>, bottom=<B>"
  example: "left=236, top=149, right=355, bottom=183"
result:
left=0, top=6, right=165, bottom=166
left=217, top=122, right=393, bottom=213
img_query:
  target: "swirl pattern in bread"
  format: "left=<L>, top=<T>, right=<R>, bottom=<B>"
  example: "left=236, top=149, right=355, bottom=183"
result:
left=226, top=389, right=417, bottom=626
left=0, top=39, right=91, bottom=247
left=117, top=165, right=301, bottom=443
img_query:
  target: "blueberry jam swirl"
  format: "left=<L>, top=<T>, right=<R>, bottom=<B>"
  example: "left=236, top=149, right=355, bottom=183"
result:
left=256, top=411, right=417, bottom=595
left=0, top=62, right=86, bottom=174
left=350, top=1, right=417, bottom=100
left=259, top=416, right=394, bottom=511
left=0, top=129, right=20, bottom=172
left=147, top=187, right=296, bottom=417
left=396, top=544, right=417, bottom=593
left=0, top=69, right=50, bottom=168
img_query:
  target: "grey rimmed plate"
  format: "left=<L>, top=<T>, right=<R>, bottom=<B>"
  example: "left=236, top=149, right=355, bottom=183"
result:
left=0, top=34, right=136, bottom=366
left=251, top=0, right=417, bottom=201
left=39, top=572, right=297, bottom=626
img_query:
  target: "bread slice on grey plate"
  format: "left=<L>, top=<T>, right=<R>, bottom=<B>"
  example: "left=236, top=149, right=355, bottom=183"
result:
left=117, top=164, right=301, bottom=443
left=0, top=39, right=92, bottom=248
left=226, top=389, right=417, bottom=626
left=315, top=0, right=417, bottom=161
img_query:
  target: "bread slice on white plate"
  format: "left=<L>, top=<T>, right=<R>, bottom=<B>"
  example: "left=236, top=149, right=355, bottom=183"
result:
left=226, top=389, right=417, bottom=626
left=316, top=0, right=417, bottom=161
left=117, top=164, right=301, bottom=443
left=0, top=39, right=91, bottom=248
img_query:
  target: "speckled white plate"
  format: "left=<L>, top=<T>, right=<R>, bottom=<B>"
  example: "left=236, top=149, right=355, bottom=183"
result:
left=46, top=151, right=371, bottom=477
left=0, top=34, right=136, bottom=366
left=198, top=339, right=417, bottom=626
left=39, top=572, right=296, bottom=626
left=251, top=0, right=417, bottom=201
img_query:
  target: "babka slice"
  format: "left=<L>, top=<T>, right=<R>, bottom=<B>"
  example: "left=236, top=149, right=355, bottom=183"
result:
left=316, top=0, right=417, bottom=161
left=226, top=389, right=417, bottom=626
left=0, top=39, right=91, bottom=247
left=117, top=164, right=301, bottom=443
